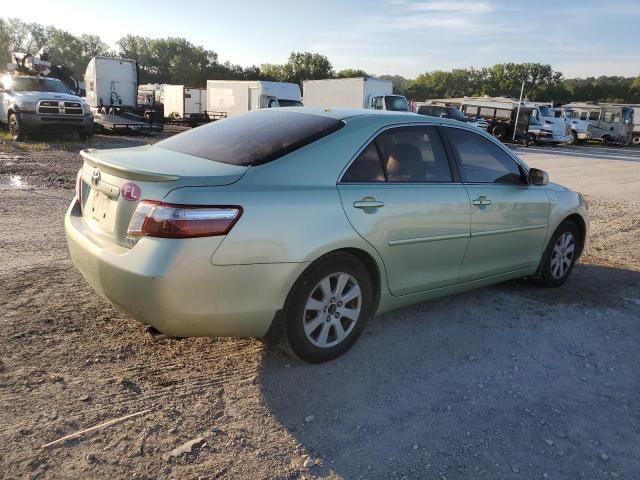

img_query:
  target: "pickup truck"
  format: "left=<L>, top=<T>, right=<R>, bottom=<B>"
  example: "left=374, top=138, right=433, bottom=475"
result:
left=0, top=75, right=94, bottom=141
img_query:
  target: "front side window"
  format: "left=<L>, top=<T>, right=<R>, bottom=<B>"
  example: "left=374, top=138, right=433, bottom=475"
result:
left=580, top=111, right=588, bottom=120
left=588, top=111, right=600, bottom=121
left=623, top=107, right=634, bottom=125
left=603, top=110, right=621, bottom=123
left=446, top=128, right=523, bottom=184
left=371, top=97, right=384, bottom=110
left=342, top=126, right=453, bottom=183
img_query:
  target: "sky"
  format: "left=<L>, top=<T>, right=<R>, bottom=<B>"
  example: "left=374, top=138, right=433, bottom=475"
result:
left=6, top=0, right=640, bottom=79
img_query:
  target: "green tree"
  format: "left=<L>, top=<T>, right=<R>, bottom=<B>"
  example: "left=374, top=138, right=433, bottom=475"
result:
left=336, top=68, right=371, bottom=78
left=379, top=74, right=410, bottom=95
left=280, top=52, right=334, bottom=85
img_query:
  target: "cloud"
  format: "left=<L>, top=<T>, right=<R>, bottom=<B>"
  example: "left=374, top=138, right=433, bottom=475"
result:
left=405, top=1, right=495, bottom=14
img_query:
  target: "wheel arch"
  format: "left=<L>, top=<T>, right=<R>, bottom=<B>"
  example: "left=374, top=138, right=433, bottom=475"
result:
left=564, top=213, right=587, bottom=258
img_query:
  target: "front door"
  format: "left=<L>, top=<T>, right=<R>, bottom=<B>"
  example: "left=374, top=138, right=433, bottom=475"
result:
left=338, top=125, right=471, bottom=296
left=443, top=127, right=550, bottom=281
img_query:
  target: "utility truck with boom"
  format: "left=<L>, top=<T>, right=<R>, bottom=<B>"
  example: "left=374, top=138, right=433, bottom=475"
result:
left=0, top=47, right=93, bottom=141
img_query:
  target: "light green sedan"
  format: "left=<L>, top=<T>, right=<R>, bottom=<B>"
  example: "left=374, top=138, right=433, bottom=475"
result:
left=65, top=108, right=589, bottom=363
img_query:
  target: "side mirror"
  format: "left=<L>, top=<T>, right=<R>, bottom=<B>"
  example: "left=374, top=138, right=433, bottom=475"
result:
left=528, top=168, right=549, bottom=185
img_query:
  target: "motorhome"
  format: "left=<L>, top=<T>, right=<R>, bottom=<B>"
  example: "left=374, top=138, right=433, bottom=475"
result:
left=563, top=103, right=634, bottom=144
left=206, top=80, right=302, bottom=118
left=426, top=96, right=532, bottom=141
left=302, top=77, right=409, bottom=111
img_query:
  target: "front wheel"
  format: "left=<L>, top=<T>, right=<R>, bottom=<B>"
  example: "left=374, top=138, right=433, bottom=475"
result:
left=281, top=252, right=374, bottom=363
left=632, top=135, right=640, bottom=146
left=8, top=113, right=25, bottom=141
left=536, top=221, right=581, bottom=287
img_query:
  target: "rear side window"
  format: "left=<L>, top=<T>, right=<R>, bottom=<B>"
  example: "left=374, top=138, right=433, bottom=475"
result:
left=342, top=126, right=453, bottom=183
left=446, top=128, right=523, bottom=184
left=156, top=111, right=344, bottom=166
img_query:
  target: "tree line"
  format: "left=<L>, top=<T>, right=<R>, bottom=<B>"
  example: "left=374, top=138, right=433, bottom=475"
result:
left=1, top=18, right=639, bottom=104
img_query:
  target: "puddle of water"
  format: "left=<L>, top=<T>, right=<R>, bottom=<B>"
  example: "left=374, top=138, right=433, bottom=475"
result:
left=0, top=175, right=28, bottom=189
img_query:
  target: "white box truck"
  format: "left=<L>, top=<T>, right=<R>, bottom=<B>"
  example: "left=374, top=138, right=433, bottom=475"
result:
left=206, top=80, right=302, bottom=118
left=162, top=85, right=209, bottom=125
left=302, top=77, right=409, bottom=111
left=84, top=56, right=137, bottom=108
left=84, top=56, right=162, bottom=133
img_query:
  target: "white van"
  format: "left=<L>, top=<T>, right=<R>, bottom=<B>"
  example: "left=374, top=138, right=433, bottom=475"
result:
left=206, top=80, right=302, bottom=118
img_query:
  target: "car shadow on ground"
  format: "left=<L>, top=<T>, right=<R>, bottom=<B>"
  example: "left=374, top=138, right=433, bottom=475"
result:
left=259, top=263, right=640, bottom=479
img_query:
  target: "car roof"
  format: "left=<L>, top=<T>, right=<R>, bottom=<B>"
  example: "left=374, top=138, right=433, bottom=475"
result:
left=265, top=106, right=462, bottom=125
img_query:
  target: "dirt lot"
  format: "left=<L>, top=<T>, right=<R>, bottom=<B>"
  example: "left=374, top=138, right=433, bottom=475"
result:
left=1, top=134, right=639, bottom=480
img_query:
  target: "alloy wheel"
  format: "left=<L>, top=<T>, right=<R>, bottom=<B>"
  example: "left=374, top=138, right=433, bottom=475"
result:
left=550, top=232, right=575, bottom=279
left=302, top=272, right=362, bottom=348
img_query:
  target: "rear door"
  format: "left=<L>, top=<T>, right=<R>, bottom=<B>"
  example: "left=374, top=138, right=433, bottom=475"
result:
left=443, top=127, right=549, bottom=281
left=337, top=125, right=471, bottom=296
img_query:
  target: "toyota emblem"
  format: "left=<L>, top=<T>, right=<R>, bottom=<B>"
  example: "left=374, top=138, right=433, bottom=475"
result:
left=91, top=169, right=101, bottom=187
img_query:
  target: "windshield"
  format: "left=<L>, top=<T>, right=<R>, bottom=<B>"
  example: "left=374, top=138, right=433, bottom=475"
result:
left=7, top=77, right=71, bottom=93
left=539, top=106, right=554, bottom=118
left=563, top=109, right=577, bottom=119
left=529, top=116, right=542, bottom=126
left=277, top=99, right=303, bottom=107
left=623, top=107, right=634, bottom=125
left=156, top=110, right=344, bottom=166
left=385, top=96, right=409, bottom=112
left=446, top=107, right=467, bottom=120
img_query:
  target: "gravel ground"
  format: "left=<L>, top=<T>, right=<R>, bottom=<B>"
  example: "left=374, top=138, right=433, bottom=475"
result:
left=1, top=135, right=639, bottom=480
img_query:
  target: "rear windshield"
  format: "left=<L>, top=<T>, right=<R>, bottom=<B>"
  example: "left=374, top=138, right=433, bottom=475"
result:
left=156, top=111, right=344, bottom=166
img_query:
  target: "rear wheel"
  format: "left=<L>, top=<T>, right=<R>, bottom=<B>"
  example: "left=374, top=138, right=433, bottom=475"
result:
left=492, top=125, right=507, bottom=140
left=632, top=135, right=640, bottom=146
left=281, top=252, right=374, bottom=363
left=8, top=113, right=25, bottom=141
left=536, top=221, right=580, bottom=287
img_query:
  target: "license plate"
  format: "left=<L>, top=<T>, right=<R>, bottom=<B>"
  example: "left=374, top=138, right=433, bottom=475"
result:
left=84, top=189, right=117, bottom=233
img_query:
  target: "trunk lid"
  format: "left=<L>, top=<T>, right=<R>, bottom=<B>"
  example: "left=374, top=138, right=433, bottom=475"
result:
left=78, top=145, right=248, bottom=248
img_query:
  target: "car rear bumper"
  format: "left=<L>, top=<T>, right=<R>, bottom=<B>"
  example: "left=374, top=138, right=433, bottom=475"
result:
left=65, top=199, right=306, bottom=338
left=20, top=112, right=94, bottom=133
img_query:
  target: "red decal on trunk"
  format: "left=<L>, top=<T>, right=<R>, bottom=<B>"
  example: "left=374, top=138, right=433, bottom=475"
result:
left=121, top=182, right=141, bottom=201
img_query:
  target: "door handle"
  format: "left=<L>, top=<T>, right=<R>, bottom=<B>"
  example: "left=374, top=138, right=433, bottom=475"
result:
left=353, top=197, right=385, bottom=209
left=472, top=196, right=492, bottom=206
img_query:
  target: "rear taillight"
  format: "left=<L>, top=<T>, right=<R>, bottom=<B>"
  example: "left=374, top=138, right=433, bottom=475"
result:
left=127, top=201, right=242, bottom=239
left=75, top=169, right=83, bottom=211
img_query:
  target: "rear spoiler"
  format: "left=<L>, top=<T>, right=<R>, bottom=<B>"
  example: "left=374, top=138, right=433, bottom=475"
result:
left=80, top=149, right=180, bottom=182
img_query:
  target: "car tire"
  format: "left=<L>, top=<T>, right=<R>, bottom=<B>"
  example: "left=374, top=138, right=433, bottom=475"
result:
left=569, top=130, right=582, bottom=145
left=281, top=252, right=374, bottom=363
left=535, top=220, right=581, bottom=288
left=8, top=113, right=25, bottom=141
left=632, top=135, right=640, bottom=146
left=492, top=125, right=507, bottom=140
left=526, top=133, right=536, bottom=146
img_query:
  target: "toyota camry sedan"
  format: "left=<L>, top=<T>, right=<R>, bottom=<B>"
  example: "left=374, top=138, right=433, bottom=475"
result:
left=65, top=108, right=588, bottom=363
